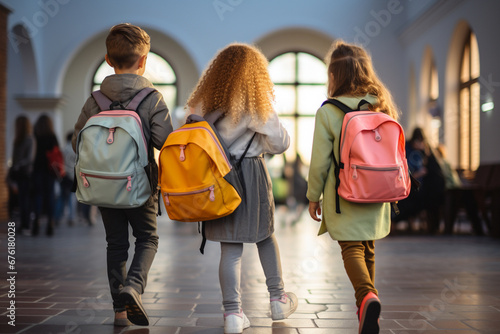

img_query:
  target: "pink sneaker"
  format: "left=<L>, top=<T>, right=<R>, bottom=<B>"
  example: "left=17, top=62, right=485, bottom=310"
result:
left=224, top=310, right=250, bottom=333
left=358, top=292, right=381, bottom=334
left=270, top=292, right=298, bottom=320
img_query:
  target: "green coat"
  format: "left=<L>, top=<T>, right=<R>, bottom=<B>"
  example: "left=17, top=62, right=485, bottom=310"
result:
left=306, top=94, right=391, bottom=241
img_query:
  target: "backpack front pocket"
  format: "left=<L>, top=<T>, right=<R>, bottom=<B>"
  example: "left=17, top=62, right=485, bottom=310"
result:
left=162, top=176, right=240, bottom=222
left=77, top=168, right=150, bottom=208
left=340, top=164, right=409, bottom=202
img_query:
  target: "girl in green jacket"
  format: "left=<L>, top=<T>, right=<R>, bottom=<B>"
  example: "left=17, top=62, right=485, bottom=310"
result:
left=307, top=40, right=399, bottom=334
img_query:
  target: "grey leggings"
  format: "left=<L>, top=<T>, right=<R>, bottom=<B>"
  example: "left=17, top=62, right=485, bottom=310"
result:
left=219, top=234, right=285, bottom=313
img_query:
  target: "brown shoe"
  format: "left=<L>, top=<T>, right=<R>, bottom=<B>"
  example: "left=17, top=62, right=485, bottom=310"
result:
left=119, top=286, right=149, bottom=326
left=114, top=310, right=132, bottom=326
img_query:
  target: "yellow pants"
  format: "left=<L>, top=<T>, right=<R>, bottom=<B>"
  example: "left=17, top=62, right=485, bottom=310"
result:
left=338, top=240, right=378, bottom=308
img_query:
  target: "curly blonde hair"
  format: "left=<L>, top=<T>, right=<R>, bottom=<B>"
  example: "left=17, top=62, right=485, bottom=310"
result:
left=187, top=43, right=275, bottom=123
left=326, top=40, right=399, bottom=120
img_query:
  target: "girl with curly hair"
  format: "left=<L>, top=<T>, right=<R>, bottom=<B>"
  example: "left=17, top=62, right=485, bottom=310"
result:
left=187, top=43, right=297, bottom=333
left=307, top=40, right=399, bottom=334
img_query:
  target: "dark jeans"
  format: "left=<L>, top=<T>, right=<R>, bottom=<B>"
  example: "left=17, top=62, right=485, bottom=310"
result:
left=18, top=177, right=32, bottom=230
left=33, top=171, right=56, bottom=235
left=99, top=194, right=159, bottom=312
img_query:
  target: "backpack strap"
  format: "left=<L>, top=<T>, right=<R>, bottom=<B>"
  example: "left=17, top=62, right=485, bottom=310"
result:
left=91, top=90, right=113, bottom=111
left=204, top=110, right=224, bottom=124
left=126, top=87, right=156, bottom=111
left=92, top=87, right=156, bottom=111
left=357, top=99, right=371, bottom=110
left=237, top=132, right=257, bottom=167
left=198, top=131, right=257, bottom=255
left=320, top=98, right=371, bottom=214
left=321, top=99, right=349, bottom=213
left=322, top=99, right=353, bottom=114
left=321, top=98, right=371, bottom=113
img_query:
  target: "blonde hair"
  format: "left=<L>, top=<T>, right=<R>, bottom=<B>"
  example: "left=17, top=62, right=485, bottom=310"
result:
left=106, top=23, right=150, bottom=69
left=326, top=40, right=399, bottom=120
left=186, top=43, right=275, bottom=123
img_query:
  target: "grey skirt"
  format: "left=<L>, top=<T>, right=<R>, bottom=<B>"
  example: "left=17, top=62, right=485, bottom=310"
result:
left=204, top=156, right=274, bottom=243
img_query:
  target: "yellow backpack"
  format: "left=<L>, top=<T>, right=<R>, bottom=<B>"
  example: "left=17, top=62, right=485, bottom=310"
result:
left=158, top=114, right=252, bottom=222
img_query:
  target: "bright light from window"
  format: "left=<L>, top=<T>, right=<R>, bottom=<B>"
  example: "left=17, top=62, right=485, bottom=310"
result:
left=481, top=102, right=494, bottom=112
left=269, top=52, right=327, bottom=165
left=92, top=51, right=177, bottom=109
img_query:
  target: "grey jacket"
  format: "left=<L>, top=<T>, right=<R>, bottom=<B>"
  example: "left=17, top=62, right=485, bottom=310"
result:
left=72, top=74, right=172, bottom=152
left=72, top=74, right=173, bottom=184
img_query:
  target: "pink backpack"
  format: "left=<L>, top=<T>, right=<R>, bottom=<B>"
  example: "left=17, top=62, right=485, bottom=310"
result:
left=322, top=99, right=411, bottom=213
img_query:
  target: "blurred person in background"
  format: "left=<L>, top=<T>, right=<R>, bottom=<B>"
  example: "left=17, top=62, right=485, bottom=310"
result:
left=32, top=114, right=61, bottom=236
left=7, top=115, right=34, bottom=235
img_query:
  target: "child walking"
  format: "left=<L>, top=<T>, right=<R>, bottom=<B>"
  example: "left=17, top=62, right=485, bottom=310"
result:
left=72, top=23, right=172, bottom=326
left=187, top=43, right=298, bottom=333
left=307, top=40, right=399, bottom=334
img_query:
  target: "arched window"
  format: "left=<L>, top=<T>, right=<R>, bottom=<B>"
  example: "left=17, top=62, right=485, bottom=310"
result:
left=92, top=52, right=177, bottom=109
left=428, top=59, right=440, bottom=147
left=268, top=52, right=327, bottom=165
left=459, top=31, right=480, bottom=172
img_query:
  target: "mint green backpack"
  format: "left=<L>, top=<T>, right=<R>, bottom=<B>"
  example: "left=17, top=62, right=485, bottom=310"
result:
left=75, top=88, right=155, bottom=208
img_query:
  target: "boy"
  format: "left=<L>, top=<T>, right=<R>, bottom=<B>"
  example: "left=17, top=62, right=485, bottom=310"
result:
left=72, top=23, right=173, bottom=326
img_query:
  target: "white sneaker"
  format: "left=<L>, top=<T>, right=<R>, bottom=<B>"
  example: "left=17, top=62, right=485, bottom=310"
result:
left=270, top=292, right=298, bottom=320
left=224, top=310, right=250, bottom=333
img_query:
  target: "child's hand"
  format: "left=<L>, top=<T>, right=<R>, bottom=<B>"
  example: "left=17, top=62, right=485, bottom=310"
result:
left=308, top=201, right=322, bottom=222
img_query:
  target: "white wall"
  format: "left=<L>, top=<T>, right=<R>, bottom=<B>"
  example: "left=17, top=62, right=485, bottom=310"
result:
left=3, top=0, right=500, bottom=165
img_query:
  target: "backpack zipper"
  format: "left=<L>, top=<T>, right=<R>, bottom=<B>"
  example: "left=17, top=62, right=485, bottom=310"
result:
left=171, top=127, right=231, bottom=167
left=339, top=112, right=386, bottom=160
left=91, top=111, right=147, bottom=152
left=351, top=165, right=403, bottom=180
left=80, top=172, right=133, bottom=191
left=163, top=185, right=215, bottom=206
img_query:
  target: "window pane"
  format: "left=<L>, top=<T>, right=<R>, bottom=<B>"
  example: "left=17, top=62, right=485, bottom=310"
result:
left=460, top=88, right=470, bottom=169
left=92, top=52, right=177, bottom=107
left=155, top=86, right=177, bottom=109
left=297, top=85, right=326, bottom=115
left=297, top=117, right=315, bottom=165
left=145, top=52, right=176, bottom=83
left=269, top=53, right=296, bottom=83
left=297, top=52, right=327, bottom=83
left=94, top=61, right=114, bottom=83
left=279, top=116, right=296, bottom=162
left=470, top=33, right=480, bottom=79
left=461, top=44, right=470, bottom=83
left=471, top=82, right=480, bottom=170
left=274, top=85, right=296, bottom=115
left=93, top=52, right=176, bottom=85
left=430, top=62, right=439, bottom=100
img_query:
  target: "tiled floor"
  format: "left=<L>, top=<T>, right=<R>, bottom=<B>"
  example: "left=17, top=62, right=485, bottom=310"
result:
left=1, top=207, right=500, bottom=334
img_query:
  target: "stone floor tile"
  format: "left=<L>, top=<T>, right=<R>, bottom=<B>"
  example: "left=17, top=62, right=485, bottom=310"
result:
left=1, top=208, right=499, bottom=333
left=391, top=331, right=481, bottom=334
left=155, top=316, right=198, bottom=327
left=462, top=319, right=500, bottom=331
left=123, top=326, right=179, bottom=334
left=298, top=329, right=358, bottom=334
left=429, top=319, right=475, bottom=329
left=315, top=311, right=357, bottom=319
left=313, top=319, right=358, bottom=328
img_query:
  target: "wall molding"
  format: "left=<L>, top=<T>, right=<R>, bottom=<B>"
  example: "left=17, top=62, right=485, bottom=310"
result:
left=398, top=0, right=466, bottom=45
left=15, top=96, right=64, bottom=110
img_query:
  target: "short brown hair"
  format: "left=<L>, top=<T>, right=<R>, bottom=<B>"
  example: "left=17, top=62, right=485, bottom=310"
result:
left=106, top=23, right=150, bottom=69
